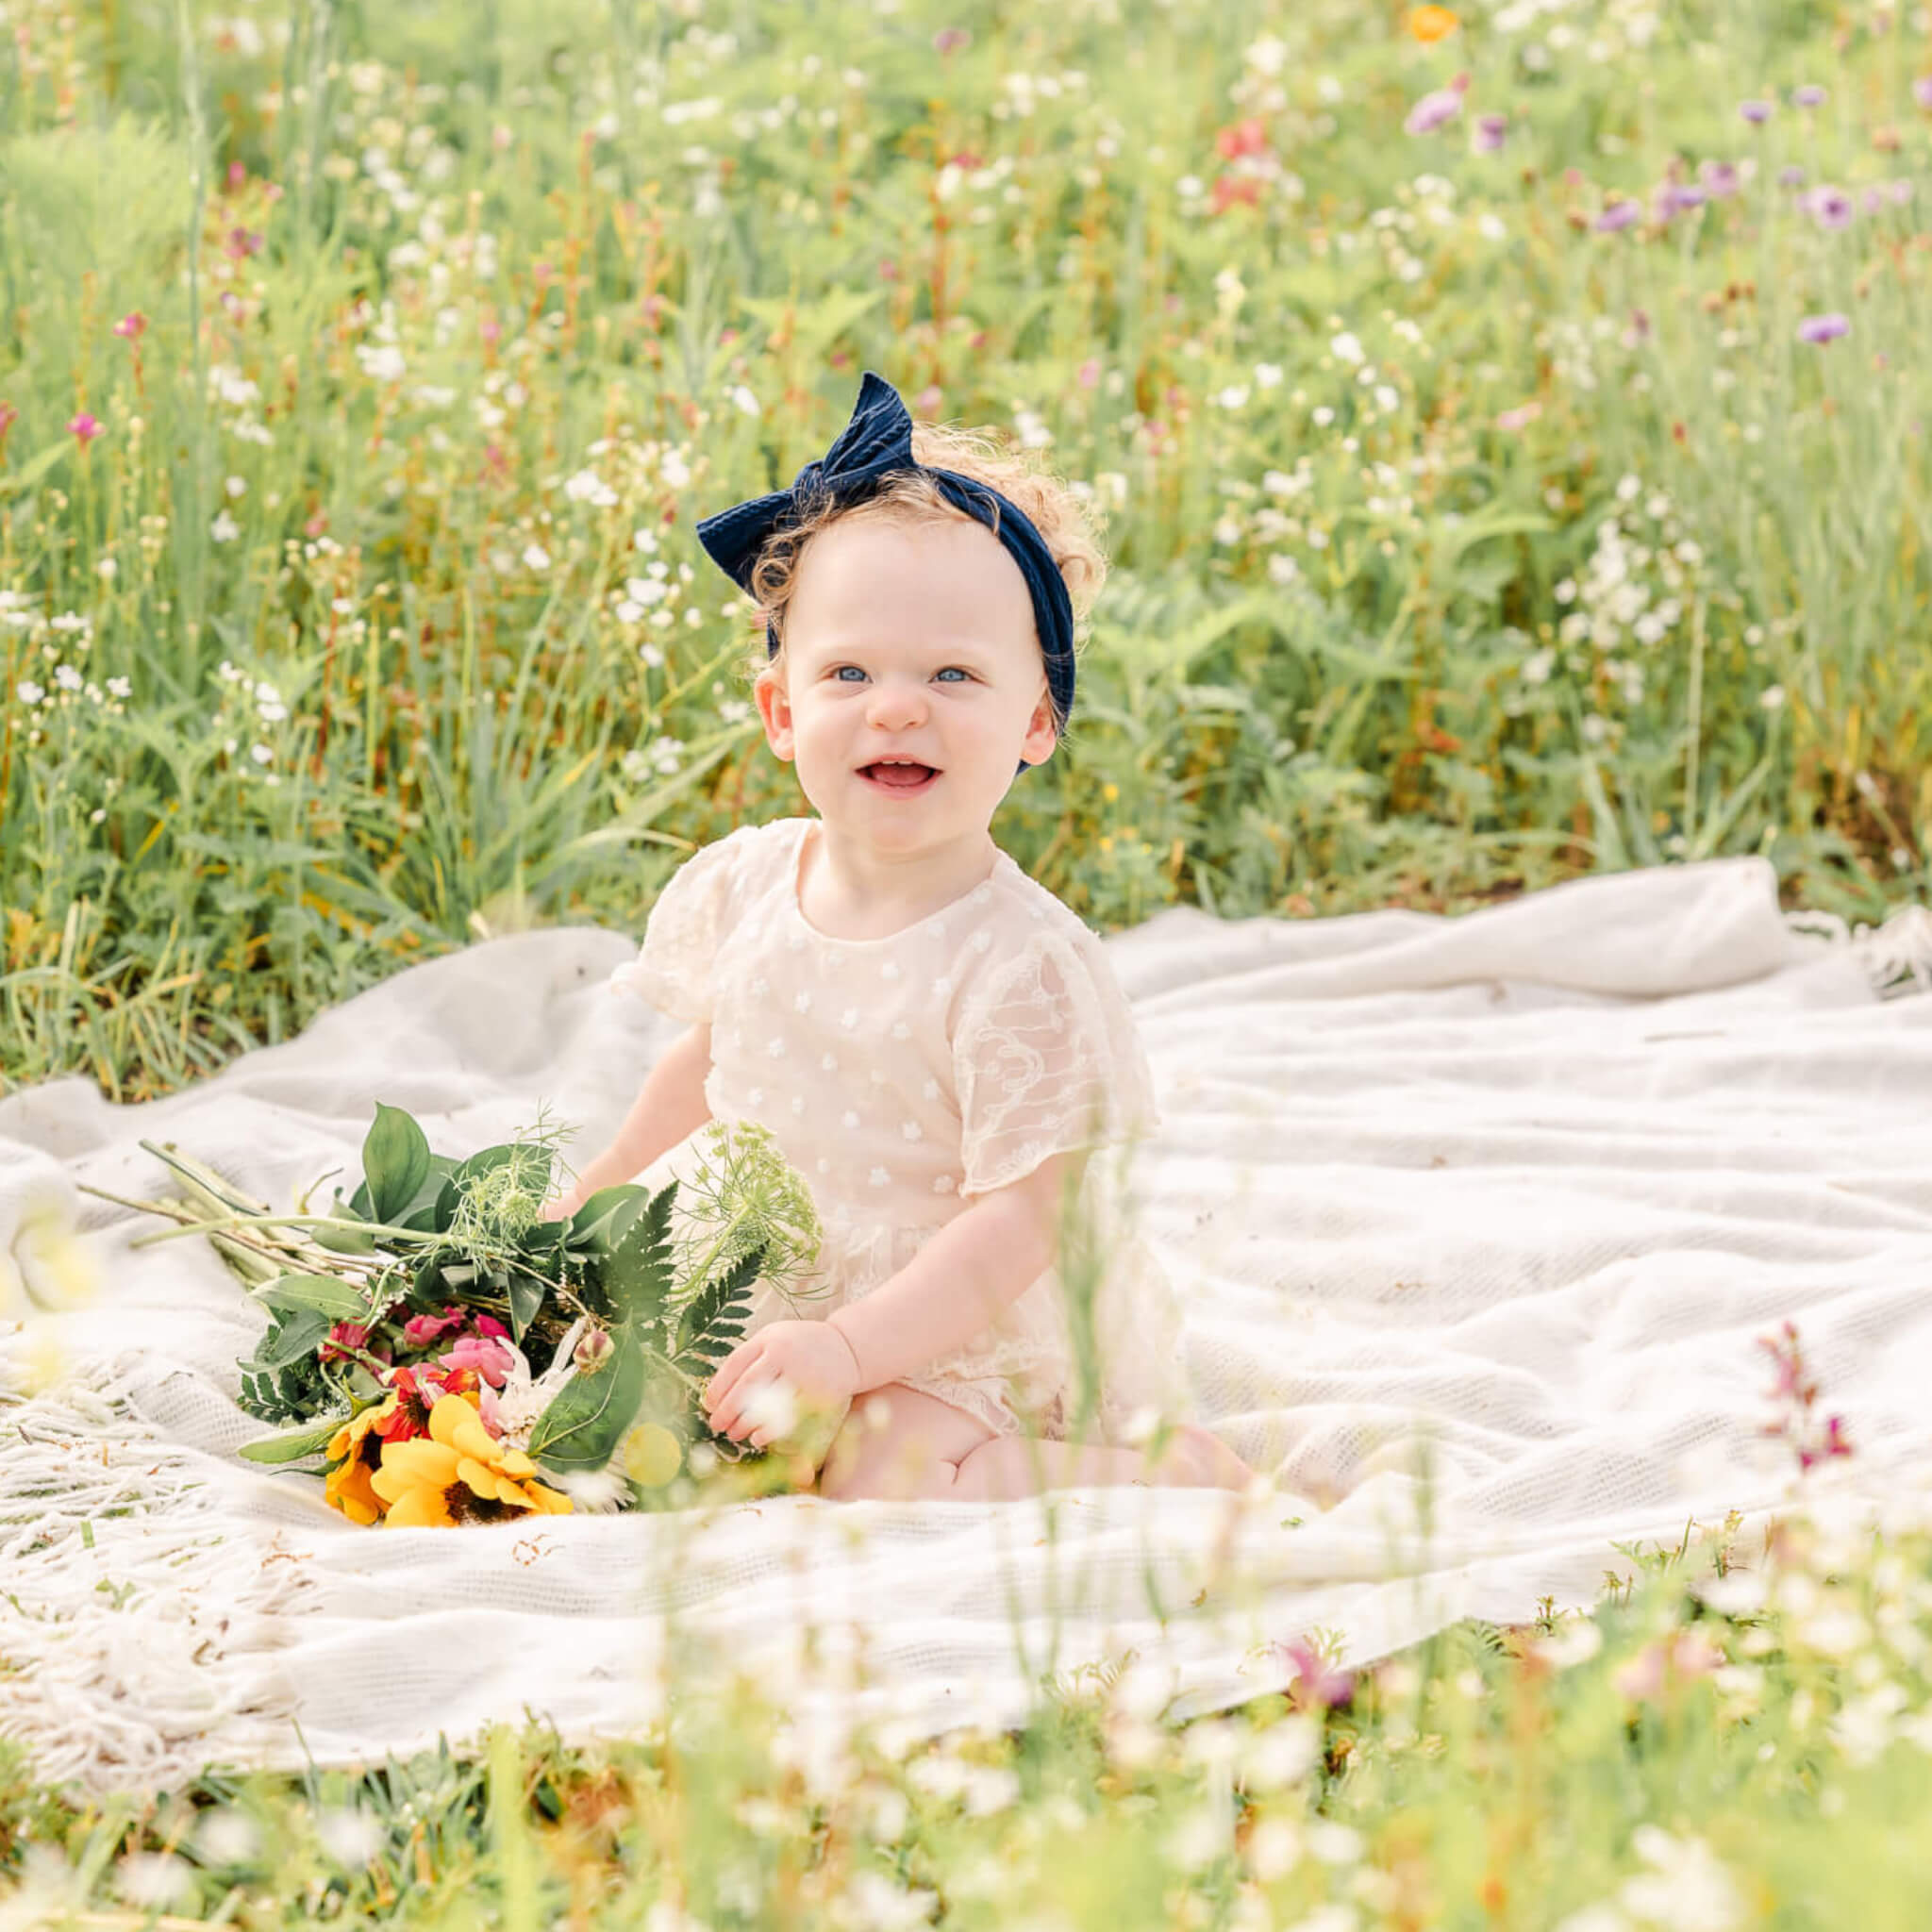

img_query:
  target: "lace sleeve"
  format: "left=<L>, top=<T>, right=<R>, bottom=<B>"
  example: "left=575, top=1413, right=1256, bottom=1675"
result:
left=952, top=928, right=1162, bottom=1202
left=608, top=827, right=753, bottom=1024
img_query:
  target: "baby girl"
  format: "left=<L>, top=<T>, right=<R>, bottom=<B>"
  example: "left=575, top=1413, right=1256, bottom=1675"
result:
left=542, top=373, right=1253, bottom=1504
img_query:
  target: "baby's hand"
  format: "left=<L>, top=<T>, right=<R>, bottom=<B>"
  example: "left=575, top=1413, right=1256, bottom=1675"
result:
left=704, top=1321, right=863, bottom=1451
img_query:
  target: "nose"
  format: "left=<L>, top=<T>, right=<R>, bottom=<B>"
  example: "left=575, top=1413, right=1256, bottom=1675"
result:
left=863, top=678, right=928, bottom=730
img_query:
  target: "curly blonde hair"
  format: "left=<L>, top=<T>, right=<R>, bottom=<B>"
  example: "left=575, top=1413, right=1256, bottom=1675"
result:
left=738, top=416, right=1108, bottom=740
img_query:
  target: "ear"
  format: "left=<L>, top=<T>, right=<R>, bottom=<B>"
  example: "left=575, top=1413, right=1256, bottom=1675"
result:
left=1018, top=678, right=1059, bottom=767
left=755, top=659, right=796, bottom=763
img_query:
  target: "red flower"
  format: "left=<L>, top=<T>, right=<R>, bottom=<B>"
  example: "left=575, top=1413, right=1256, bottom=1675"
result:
left=1216, top=118, right=1270, bottom=160
left=1211, top=176, right=1263, bottom=214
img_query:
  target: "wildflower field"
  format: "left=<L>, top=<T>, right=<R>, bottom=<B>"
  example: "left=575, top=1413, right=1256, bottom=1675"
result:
left=4, top=0, right=1932, bottom=1924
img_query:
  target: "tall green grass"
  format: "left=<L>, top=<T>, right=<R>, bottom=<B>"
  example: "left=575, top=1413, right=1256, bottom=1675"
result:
left=2, top=0, right=1926, bottom=1097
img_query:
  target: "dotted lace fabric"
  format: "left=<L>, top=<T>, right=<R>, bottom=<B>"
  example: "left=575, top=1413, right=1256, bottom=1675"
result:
left=609, top=817, right=1193, bottom=1442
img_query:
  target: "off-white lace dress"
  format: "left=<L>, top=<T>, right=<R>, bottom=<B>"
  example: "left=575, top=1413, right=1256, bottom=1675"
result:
left=608, top=815, right=1195, bottom=1446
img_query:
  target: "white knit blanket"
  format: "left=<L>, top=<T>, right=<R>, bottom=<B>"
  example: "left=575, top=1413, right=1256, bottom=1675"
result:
left=4, top=856, right=1930, bottom=1800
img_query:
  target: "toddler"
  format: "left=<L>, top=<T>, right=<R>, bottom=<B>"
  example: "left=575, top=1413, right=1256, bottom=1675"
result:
left=543, top=373, right=1253, bottom=1503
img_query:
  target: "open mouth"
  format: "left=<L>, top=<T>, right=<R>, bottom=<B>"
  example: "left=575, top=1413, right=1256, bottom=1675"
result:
left=858, top=762, right=941, bottom=794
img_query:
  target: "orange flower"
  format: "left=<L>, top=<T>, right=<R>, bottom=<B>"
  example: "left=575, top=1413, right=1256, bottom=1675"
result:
left=370, top=1391, right=575, bottom=1527
left=1407, top=5, right=1460, bottom=42
left=325, top=1393, right=401, bottom=1525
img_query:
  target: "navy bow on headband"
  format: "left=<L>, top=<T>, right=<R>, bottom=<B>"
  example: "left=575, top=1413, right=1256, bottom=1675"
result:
left=693, top=372, right=1074, bottom=775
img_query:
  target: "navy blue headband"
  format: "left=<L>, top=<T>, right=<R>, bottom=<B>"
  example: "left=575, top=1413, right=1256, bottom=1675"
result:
left=693, top=371, right=1074, bottom=776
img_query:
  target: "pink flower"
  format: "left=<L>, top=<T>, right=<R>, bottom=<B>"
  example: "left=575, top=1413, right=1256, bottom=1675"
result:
left=1405, top=74, right=1470, bottom=136
left=933, top=26, right=971, bottom=55
left=439, top=1334, right=517, bottom=1387
left=1495, top=401, right=1541, bottom=432
left=1078, top=358, right=1102, bottom=389
left=402, top=1305, right=470, bottom=1348
left=474, top=1313, right=510, bottom=1341
left=1275, top=1636, right=1355, bottom=1711
left=67, top=412, right=103, bottom=443
left=114, top=311, right=148, bottom=341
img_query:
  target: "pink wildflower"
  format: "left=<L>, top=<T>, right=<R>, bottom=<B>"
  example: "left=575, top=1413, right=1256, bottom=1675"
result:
left=67, top=412, right=103, bottom=444
left=1275, top=1636, right=1355, bottom=1711
left=439, top=1334, right=518, bottom=1387
left=402, top=1305, right=470, bottom=1348
left=113, top=311, right=148, bottom=341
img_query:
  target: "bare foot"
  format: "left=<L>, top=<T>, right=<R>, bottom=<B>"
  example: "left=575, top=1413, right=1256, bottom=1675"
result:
left=1145, top=1423, right=1256, bottom=1491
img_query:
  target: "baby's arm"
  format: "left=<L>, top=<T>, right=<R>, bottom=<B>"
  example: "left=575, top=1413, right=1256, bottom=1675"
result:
left=541, top=1022, right=714, bottom=1219
left=826, top=1151, right=1089, bottom=1391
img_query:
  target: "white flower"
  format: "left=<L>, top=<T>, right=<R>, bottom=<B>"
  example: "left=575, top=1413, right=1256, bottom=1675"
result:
left=1311, top=406, right=1336, bottom=427
left=115, top=1852, right=195, bottom=1911
left=660, top=452, right=691, bottom=489
left=210, top=509, right=241, bottom=542
left=625, top=575, right=670, bottom=606
left=484, top=1316, right=595, bottom=1453
left=1255, top=361, right=1284, bottom=388
left=564, top=468, right=619, bottom=508
left=1618, top=1827, right=1741, bottom=1931
left=314, top=1806, right=385, bottom=1870
left=1330, top=331, right=1365, bottom=366
left=250, top=742, right=274, bottom=766
left=728, top=385, right=760, bottom=416
left=1215, top=385, right=1250, bottom=409
left=737, top=1375, right=800, bottom=1441
left=107, top=675, right=131, bottom=698
left=356, top=343, right=408, bottom=384
left=225, top=475, right=247, bottom=498
left=522, top=542, right=551, bottom=571
left=54, top=665, right=82, bottom=692
left=1374, top=384, right=1399, bottom=411
left=1267, top=554, right=1300, bottom=587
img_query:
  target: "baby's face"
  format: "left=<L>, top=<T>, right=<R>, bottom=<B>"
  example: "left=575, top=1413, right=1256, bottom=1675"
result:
left=754, top=511, right=1058, bottom=852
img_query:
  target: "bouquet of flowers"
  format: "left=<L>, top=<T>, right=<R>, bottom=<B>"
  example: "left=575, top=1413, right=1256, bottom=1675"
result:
left=90, top=1108, right=830, bottom=1525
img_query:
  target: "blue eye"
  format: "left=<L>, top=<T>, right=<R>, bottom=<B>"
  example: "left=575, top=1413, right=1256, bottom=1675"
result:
left=831, top=666, right=973, bottom=683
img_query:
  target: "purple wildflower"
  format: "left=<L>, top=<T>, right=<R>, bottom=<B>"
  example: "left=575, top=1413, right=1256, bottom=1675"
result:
left=1861, top=185, right=1890, bottom=215
left=1595, top=199, right=1641, bottom=232
left=1778, top=164, right=1807, bottom=189
left=1657, top=183, right=1707, bottom=217
left=1915, top=76, right=1932, bottom=111
left=1276, top=1636, right=1355, bottom=1712
left=1740, top=100, right=1774, bottom=124
left=932, top=26, right=971, bottom=54
left=1890, top=179, right=1914, bottom=206
left=1621, top=308, right=1652, bottom=348
left=1406, top=86, right=1465, bottom=136
left=1698, top=159, right=1740, bottom=198
left=1793, top=84, right=1827, bottom=108
left=1474, top=113, right=1507, bottom=153
left=1804, top=185, right=1854, bottom=228
left=1797, top=313, right=1850, bottom=345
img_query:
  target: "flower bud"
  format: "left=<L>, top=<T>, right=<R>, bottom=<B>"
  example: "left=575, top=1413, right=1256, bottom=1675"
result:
left=574, top=1324, right=616, bottom=1374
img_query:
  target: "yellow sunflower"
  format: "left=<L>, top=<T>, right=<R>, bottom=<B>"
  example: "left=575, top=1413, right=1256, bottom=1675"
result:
left=325, top=1392, right=401, bottom=1526
left=370, top=1391, right=575, bottom=1527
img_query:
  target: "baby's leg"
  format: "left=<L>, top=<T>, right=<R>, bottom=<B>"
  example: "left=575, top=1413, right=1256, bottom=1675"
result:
left=815, top=1385, right=999, bottom=1501
left=948, top=1424, right=1254, bottom=1501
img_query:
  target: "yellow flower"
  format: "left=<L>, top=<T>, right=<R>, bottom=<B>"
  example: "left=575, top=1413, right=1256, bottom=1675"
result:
left=370, top=1391, right=575, bottom=1527
left=1407, top=5, right=1459, bottom=41
left=325, top=1393, right=400, bottom=1526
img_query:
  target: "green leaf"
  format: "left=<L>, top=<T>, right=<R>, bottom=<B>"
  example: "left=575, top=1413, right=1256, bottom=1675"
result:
left=567, top=1184, right=651, bottom=1252
left=671, top=1241, right=765, bottom=1367
left=308, top=1208, right=376, bottom=1256
left=0, top=438, right=73, bottom=500
left=239, top=1306, right=334, bottom=1374
left=506, top=1270, right=547, bottom=1347
left=254, top=1274, right=371, bottom=1322
left=591, top=1183, right=678, bottom=1329
left=362, top=1103, right=432, bottom=1224
left=527, top=1326, right=647, bottom=1472
left=238, top=1414, right=352, bottom=1465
